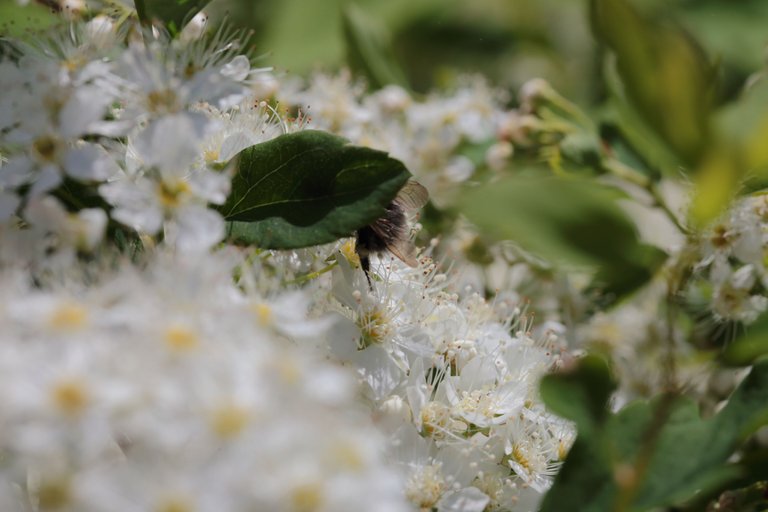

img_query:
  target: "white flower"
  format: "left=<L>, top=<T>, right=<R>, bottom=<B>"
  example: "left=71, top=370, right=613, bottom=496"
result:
left=0, top=248, right=410, bottom=511
left=711, top=263, right=768, bottom=323
left=113, top=36, right=261, bottom=130
left=0, top=57, right=119, bottom=196
left=99, top=113, right=233, bottom=251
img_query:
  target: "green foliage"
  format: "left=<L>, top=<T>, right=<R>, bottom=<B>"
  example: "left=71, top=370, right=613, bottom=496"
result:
left=218, top=130, right=411, bottom=249
left=540, top=355, right=616, bottom=438
left=690, top=79, right=768, bottom=226
left=0, top=0, right=60, bottom=38
left=135, top=0, right=211, bottom=33
left=541, top=358, right=768, bottom=511
left=724, top=313, right=768, bottom=366
left=342, top=3, right=409, bottom=90
left=460, top=175, right=665, bottom=298
left=602, top=58, right=682, bottom=177
left=590, top=0, right=715, bottom=168
left=679, top=1, right=768, bottom=76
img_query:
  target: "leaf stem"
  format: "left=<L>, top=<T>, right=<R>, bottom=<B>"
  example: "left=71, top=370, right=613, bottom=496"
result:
left=614, top=247, right=690, bottom=512
left=602, top=158, right=690, bottom=235
left=285, top=261, right=338, bottom=286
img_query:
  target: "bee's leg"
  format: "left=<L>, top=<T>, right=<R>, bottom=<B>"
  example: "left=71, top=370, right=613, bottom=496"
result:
left=361, top=255, right=373, bottom=290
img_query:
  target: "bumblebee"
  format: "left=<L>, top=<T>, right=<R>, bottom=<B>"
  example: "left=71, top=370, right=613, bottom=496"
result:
left=355, top=180, right=429, bottom=286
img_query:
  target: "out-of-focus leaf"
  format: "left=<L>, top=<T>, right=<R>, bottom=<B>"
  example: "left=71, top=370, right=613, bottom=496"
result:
left=558, top=131, right=602, bottom=169
left=591, top=243, right=667, bottom=300
left=691, top=80, right=768, bottom=226
left=723, top=313, right=768, bottom=366
left=217, top=130, right=410, bottom=249
left=678, top=2, right=768, bottom=75
left=342, top=3, right=408, bottom=90
left=689, top=149, right=740, bottom=227
left=135, top=0, right=211, bottom=34
left=602, top=57, right=681, bottom=177
left=717, top=80, right=768, bottom=174
left=260, top=0, right=446, bottom=75
left=541, top=359, right=768, bottom=511
left=461, top=174, right=665, bottom=297
left=591, top=0, right=714, bottom=167
left=540, top=355, right=615, bottom=438
left=0, top=1, right=60, bottom=39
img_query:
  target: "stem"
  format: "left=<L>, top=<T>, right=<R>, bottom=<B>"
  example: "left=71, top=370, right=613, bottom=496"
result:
left=648, top=182, right=690, bottom=235
left=285, top=261, right=338, bottom=286
left=601, top=158, right=650, bottom=188
left=602, top=158, right=690, bottom=235
left=614, top=248, right=689, bottom=512
left=539, top=87, right=595, bottom=131
left=613, top=393, right=679, bottom=512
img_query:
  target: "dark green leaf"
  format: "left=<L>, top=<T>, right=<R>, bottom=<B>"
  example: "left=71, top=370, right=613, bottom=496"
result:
left=590, top=243, right=668, bottom=300
left=342, top=3, right=409, bottom=90
left=540, top=355, right=616, bottom=438
left=591, top=0, right=715, bottom=167
left=542, top=359, right=768, bottom=511
left=217, top=130, right=411, bottom=249
left=135, top=0, right=211, bottom=34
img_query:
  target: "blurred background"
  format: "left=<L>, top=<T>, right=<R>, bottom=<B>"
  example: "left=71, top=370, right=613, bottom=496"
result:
left=206, top=0, right=768, bottom=106
left=3, top=0, right=767, bottom=107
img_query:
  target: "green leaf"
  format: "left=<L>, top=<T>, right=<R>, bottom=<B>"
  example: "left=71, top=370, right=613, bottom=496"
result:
left=678, top=1, right=768, bottom=74
left=135, top=0, right=211, bottom=34
left=691, top=80, right=768, bottom=226
left=540, top=355, right=616, bottom=438
left=257, top=0, right=446, bottom=76
left=723, top=313, right=768, bottom=366
left=0, top=1, right=61, bottom=40
left=342, top=3, right=409, bottom=90
left=460, top=174, right=665, bottom=297
left=717, top=79, right=768, bottom=175
left=541, top=359, right=768, bottom=511
left=217, top=130, right=411, bottom=249
left=590, top=243, right=668, bottom=301
left=602, top=57, right=681, bottom=177
left=591, top=0, right=715, bottom=167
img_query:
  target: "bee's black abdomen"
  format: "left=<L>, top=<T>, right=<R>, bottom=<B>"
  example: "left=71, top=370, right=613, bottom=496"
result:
left=354, top=199, right=411, bottom=289
left=355, top=225, right=388, bottom=254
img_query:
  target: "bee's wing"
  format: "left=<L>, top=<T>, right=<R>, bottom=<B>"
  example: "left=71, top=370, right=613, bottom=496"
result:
left=369, top=217, right=419, bottom=267
left=382, top=238, right=419, bottom=267
left=393, top=180, right=429, bottom=211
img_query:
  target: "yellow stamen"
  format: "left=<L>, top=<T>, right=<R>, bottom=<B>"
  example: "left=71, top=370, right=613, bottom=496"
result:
left=38, top=478, right=72, bottom=510
left=164, top=325, right=199, bottom=351
left=52, top=379, right=88, bottom=416
left=211, top=405, right=249, bottom=439
left=157, top=179, right=191, bottom=209
left=290, top=482, right=324, bottom=512
left=156, top=496, right=194, bottom=512
left=49, top=303, right=88, bottom=331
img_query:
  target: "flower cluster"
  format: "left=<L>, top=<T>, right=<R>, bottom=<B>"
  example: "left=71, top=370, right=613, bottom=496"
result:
left=0, top=15, right=276, bottom=260
left=315, top=246, right=574, bottom=511
left=693, top=194, right=768, bottom=324
left=0, top=9, right=578, bottom=512
left=0, top=249, right=407, bottom=512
